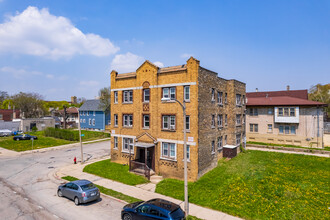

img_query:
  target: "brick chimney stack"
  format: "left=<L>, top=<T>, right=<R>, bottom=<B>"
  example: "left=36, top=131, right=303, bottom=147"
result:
left=287, top=85, right=290, bottom=91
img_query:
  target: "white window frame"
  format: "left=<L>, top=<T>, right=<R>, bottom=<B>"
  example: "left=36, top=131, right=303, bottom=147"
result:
left=185, top=116, right=190, bottom=131
left=88, top=118, right=91, bottom=125
left=92, top=119, right=95, bottom=126
left=183, top=145, right=190, bottom=161
left=211, top=140, right=215, bottom=154
left=162, top=87, right=176, bottom=100
left=143, top=89, right=150, bottom=103
left=268, top=124, right=273, bottom=133
left=123, top=114, right=133, bottom=127
left=162, top=115, right=176, bottom=130
left=236, top=134, right=241, bottom=146
left=114, top=114, right=118, bottom=127
left=184, top=86, right=190, bottom=102
left=211, top=89, right=215, bottom=101
left=143, top=115, right=150, bottom=129
left=236, top=114, right=241, bottom=125
left=211, top=115, right=215, bottom=128
left=114, top=137, right=118, bottom=149
left=122, top=137, right=134, bottom=153
left=87, top=111, right=89, bottom=116
left=218, top=114, right=223, bottom=127
left=218, top=136, right=223, bottom=150
left=236, top=94, right=242, bottom=106
left=114, top=91, right=118, bottom=104
left=217, top=92, right=223, bottom=104
left=161, top=142, right=176, bottom=160
left=93, top=111, right=95, bottom=116
left=123, top=90, right=133, bottom=103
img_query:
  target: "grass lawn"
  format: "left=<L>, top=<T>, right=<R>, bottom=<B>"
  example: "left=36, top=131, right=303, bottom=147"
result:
left=156, top=150, right=330, bottom=220
left=83, top=159, right=149, bottom=186
left=0, top=131, right=74, bottom=152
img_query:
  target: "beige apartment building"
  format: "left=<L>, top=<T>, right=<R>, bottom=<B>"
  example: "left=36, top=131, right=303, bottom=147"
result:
left=246, top=89, right=326, bottom=148
left=109, top=57, right=246, bottom=181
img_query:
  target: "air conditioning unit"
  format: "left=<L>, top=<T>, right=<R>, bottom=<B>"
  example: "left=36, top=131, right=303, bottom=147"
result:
left=170, top=125, right=175, bottom=130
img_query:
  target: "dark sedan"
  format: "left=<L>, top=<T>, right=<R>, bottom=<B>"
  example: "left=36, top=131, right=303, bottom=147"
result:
left=13, top=134, right=37, bottom=141
left=121, top=198, right=185, bottom=220
left=57, top=180, right=100, bottom=205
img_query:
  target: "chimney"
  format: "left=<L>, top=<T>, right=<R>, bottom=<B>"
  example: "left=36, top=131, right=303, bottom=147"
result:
left=255, top=88, right=258, bottom=92
left=287, top=85, right=290, bottom=91
left=13, top=106, right=16, bottom=119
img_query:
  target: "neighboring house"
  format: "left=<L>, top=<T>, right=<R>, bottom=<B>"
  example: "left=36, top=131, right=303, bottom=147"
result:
left=79, top=99, right=110, bottom=130
left=58, top=107, right=79, bottom=127
left=20, top=117, right=55, bottom=132
left=110, top=57, right=246, bottom=181
left=0, top=109, right=20, bottom=121
left=246, top=88, right=326, bottom=148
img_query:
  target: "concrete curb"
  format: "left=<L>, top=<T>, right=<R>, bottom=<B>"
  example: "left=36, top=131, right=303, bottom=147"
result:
left=247, top=146, right=330, bottom=157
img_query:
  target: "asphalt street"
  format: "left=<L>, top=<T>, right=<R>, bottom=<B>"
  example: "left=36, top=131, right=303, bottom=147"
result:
left=0, top=141, right=125, bottom=220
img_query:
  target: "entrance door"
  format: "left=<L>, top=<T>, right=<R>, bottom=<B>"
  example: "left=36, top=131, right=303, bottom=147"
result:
left=139, top=148, right=145, bottom=163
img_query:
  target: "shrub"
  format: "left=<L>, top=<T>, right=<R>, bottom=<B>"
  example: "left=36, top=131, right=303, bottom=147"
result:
left=31, top=126, right=38, bottom=132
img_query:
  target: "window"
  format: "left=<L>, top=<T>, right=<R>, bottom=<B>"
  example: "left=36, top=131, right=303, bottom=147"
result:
left=211, top=140, right=215, bottom=153
left=0, top=114, right=2, bottom=120
left=278, top=108, right=283, bottom=116
left=123, top=114, right=133, bottom=127
left=122, top=137, right=134, bottom=153
left=284, top=108, right=289, bottom=116
left=242, top=95, right=246, bottom=105
left=162, top=87, right=176, bottom=100
left=249, top=108, right=258, bottom=116
left=83, top=111, right=86, bottom=116
left=143, top=115, right=150, bottom=128
left=224, top=135, right=227, bottom=145
left=225, top=114, right=227, bottom=125
left=161, top=142, right=176, bottom=160
left=123, top=90, right=133, bottom=103
left=279, top=125, right=296, bottom=135
left=183, top=145, right=190, bottom=160
left=218, top=114, right=223, bottom=127
left=217, top=136, right=223, bottom=150
left=184, top=86, right=190, bottom=101
left=114, top=91, right=118, bottom=103
left=279, top=125, right=284, bottom=134
left=80, top=111, right=82, bottom=116
left=162, top=115, right=176, bottom=130
left=242, top=114, right=245, bottom=124
left=80, top=119, right=82, bottom=123
left=211, top=115, right=215, bottom=128
left=88, top=118, right=91, bottom=125
left=268, top=108, right=273, bottom=115
left=114, top=137, right=118, bottom=149
left=186, top=116, right=190, bottom=130
left=83, top=119, right=85, bottom=123
left=143, top=89, right=150, bottom=102
left=93, top=111, right=95, bottom=116
left=236, top=94, right=242, bottom=105
left=225, top=93, right=227, bottom=103
left=268, top=124, right=273, bottom=132
left=250, top=124, right=258, bottom=132
left=211, top=89, right=215, bottom=101
left=285, top=125, right=290, bottom=134
left=290, top=108, right=295, bottom=116
left=92, top=119, right=95, bottom=126
left=114, top=114, right=118, bottom=126
left=87, top=111, right=89, bottom=116
left=236, top=134, right=241, bottom=145
left=217, top=92, right=223, bottom=104
left=236, top=114, right=241, bottom=125
left=291, top=126, right=296, bottom=134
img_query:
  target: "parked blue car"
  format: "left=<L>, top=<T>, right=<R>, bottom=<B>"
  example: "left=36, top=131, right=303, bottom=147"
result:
left=57, top=179, right=100, bottom=205
left=121, top=198, right=185, bottom=220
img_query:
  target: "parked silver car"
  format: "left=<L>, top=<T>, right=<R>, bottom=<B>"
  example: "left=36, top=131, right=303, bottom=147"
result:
left=57, top=180, right=100, bottom=205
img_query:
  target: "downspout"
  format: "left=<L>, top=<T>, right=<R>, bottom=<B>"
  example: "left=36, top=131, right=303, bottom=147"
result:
left=317, top=107, right=319, bottom=148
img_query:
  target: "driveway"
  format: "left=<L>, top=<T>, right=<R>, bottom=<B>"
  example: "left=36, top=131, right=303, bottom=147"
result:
left=0, top=141, right=124, bottom=220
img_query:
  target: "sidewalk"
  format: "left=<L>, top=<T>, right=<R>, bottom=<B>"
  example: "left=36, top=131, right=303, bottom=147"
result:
left=247, top=146, right=330, bottom=157
left=54, top=159, right=241, bottom=220
left=0, top=138, right=110, bottom=157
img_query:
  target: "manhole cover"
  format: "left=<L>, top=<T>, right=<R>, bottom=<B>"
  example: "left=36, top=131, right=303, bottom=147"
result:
left=50, top=157, right=55, bottom=159
left=48, top=166, right=55, bottom=169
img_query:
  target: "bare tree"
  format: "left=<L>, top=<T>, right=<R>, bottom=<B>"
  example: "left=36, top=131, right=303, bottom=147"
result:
left=12, top=92, right=47, bottom=118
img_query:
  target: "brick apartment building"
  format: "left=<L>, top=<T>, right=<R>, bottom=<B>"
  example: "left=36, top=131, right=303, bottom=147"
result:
left=110, top=57, right=246, bottom=181
left=246, top=88, right=326, bottom=148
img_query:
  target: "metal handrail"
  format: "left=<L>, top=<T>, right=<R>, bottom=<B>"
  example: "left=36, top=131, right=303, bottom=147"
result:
left=130, top=160, right=150, bottom=180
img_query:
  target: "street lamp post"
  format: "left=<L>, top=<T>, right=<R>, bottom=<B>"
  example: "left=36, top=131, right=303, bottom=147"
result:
left=162, top=97, right=188, bottom=217
left=78, top=112, right=84, bottom=164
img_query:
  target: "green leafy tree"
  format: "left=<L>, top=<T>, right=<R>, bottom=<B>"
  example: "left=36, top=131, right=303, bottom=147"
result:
left=0, top=91, right=9, bottom=106
left=308, top=83, right=330, bottom=116
left=12, top=92, right=47, bottom=118
left=98, top=87, right=111, bottom=111
left=1, top=99, right=13, bottom=109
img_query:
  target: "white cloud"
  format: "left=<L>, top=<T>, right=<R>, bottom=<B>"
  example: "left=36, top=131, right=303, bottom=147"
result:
left=46, top=74, right=54, bottom=79
left=180, top=53, right=193, bottom=59
left=0, top=66, right=42, bottom=79
left=111, top=52, right=144, bottom=73
left=153, top=61, right=164, bottom=68
left=80, top=80, right=99, bottom=87
left=0, top=6, right=119, bottom=59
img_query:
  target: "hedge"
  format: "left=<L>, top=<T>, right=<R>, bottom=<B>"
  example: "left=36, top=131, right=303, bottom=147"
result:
left=43, top=128, right=110, bottom=141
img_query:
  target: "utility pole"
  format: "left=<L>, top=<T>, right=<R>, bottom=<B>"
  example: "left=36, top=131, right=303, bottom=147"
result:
left=63, top=105, right=67, bottom=129
left=78, top=111, right=83, bottom=164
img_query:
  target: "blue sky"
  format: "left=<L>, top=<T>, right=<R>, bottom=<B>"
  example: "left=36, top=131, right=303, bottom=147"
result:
left=0, top=0, right=329, bottom=101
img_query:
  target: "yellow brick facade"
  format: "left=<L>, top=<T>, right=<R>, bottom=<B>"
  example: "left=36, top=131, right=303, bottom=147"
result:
left=110, top=57, right=246, bottom=181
